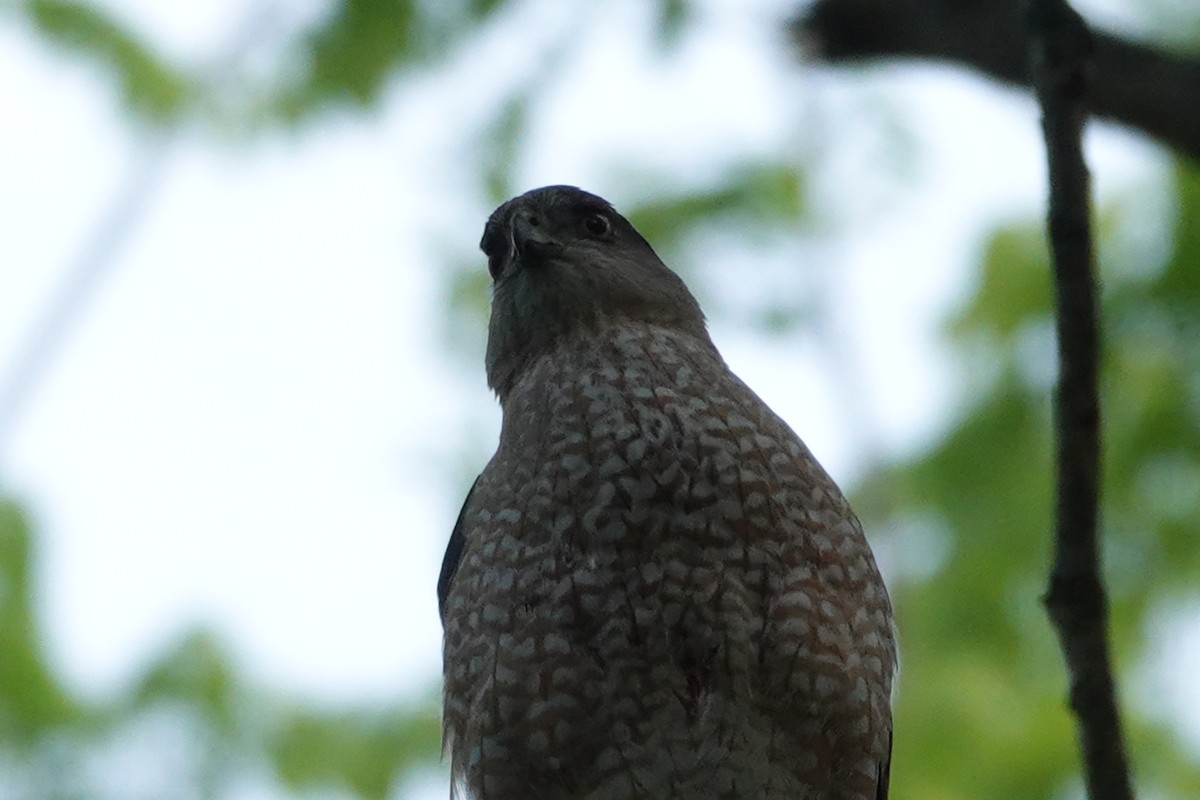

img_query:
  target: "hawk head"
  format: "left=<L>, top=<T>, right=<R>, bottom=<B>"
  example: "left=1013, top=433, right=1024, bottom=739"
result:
left=481, top=185, right=710, bottom=398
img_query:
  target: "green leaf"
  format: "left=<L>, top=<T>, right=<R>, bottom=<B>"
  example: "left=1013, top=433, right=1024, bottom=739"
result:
left=626, top=161, right=807, bottom=255
left=950, top=223, right=1051, bottom=341
left=652, top=0, right=690, bottom=48
left=131, top=629, right=239, bottom=732
left=466, top=0, right=507, bottom=20
left=277, top=0, right=420, bottom=120
left=269, top=702, right=441, bottom=799
left=0, top=501, right=78, bottom=741
left=27, top=0, right=191, bottom=122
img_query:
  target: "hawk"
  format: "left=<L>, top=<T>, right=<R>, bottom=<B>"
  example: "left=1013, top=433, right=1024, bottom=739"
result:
left=438, top=185, right=894, bottom=800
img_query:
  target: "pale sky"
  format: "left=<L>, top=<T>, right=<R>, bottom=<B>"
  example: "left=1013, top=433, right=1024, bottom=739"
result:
left=2, top=0, right=1195, bottom=796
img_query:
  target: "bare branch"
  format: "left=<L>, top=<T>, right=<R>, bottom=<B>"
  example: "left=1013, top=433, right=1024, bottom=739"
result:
left=793, top=0, right=1200, bottom=163
left=1029, top=1, right=1135, bottom=798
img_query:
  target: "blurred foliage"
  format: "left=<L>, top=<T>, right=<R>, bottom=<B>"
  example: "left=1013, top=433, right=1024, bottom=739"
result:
left=0, top=501, right=441, bottom=800
left=7, top=0, right=1200, bottom=798
left=624, top=162, right=808, bottom=256
left=854, top=160, right=1200, bottom=799
left=25, top=0, right=192, bottom=121
left=0, top=502, right=78, bottom=740
left=15, top=0, right=509, bottom=127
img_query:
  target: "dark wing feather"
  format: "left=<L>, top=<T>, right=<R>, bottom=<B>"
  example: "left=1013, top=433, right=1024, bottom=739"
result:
left=876, top=727, right=892, bottom=800
left=438, top=476, right=480, bottom=622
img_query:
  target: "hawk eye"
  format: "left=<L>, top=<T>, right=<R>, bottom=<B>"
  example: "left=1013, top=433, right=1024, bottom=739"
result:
left=583, top=213, right=611, bottom=237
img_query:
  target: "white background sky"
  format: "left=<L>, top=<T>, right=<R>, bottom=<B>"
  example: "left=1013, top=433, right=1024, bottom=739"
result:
left=2, top=0, right=1197, bottom=796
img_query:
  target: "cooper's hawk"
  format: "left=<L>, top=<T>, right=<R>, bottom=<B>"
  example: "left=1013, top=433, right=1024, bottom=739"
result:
left=439, top=186, right=895, bottom=800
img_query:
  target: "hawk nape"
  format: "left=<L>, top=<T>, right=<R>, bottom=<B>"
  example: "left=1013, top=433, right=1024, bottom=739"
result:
left=439, top=185, right=894, bottom=800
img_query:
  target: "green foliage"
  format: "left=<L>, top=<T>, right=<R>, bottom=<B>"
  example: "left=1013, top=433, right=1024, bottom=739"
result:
left=17, top=0, right=512, bottom=127
left=653, top=0, right=691, bottom=48
left=26, top=0, right=191, bottom=122
left=270, top=704, right=440, bottom=799
left=264, top=0, right=517, bottom=123
left=0, top=501, right=441, bottom=798
left=625, top=162, right=807, bottom=257
left=854, top=162, right=1200, bottom=798
left=953, top=224, right=1053, bottom=341
left=277, top=0, right=421, bottom=119
left=131, top=631, right=240, bottom=732
left=0, top=501, right=79, bottom=741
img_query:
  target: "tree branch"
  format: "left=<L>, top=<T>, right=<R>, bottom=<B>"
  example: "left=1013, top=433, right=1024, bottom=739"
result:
left=1030, top=2, right=1134, bottom=799
left=792, top=0, right=1200, bottom=163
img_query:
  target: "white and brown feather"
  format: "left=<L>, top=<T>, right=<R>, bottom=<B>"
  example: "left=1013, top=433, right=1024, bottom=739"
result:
left=440, top=187, right=894, bottom=800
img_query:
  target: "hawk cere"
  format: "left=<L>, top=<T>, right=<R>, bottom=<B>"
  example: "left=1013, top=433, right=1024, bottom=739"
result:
left=439, top=186, right=894, bottom=800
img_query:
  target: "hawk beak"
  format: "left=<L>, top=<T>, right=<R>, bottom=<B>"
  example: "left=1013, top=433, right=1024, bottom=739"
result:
left=511, top=211, right=561, bottom=266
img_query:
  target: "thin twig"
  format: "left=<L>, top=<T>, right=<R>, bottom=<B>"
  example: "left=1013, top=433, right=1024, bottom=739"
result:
left=1029, top=2, right=1135, bottom=799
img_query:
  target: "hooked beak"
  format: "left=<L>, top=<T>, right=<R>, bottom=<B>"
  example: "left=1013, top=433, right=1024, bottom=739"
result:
left=511, top=210, right=561, bottom=266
